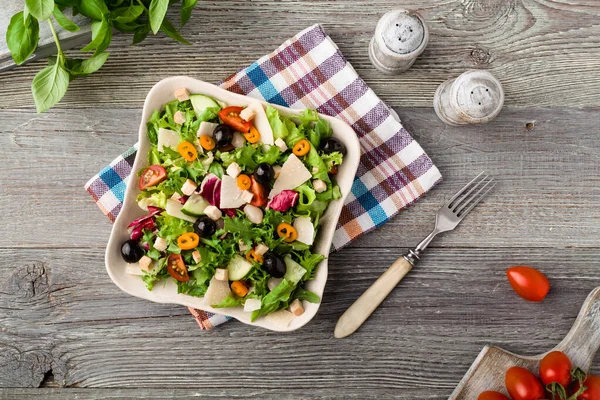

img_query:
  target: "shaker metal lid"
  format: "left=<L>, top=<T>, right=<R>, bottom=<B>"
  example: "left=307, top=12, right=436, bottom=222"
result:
left=380, top=10, right=426, bottom=55
left=450, top=70, right=504, bottom=122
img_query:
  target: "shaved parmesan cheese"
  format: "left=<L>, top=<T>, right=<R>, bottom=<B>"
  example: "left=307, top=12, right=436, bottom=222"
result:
left=293, top=216, right=315, bottom=245
left=158, top=128, right=179, bottom=152
left=264, top=309, right=295, bottom=328
left=204, top=277, right=231, bottom=306
left=220, top=175, right=247, bottom=209
left=268, top=154, right=312, bottom=198
left=197, top=121, right=219, bottom=137
left=243, top=298, right=262, bottom=312
left=251, top=103, right=274, bottom=145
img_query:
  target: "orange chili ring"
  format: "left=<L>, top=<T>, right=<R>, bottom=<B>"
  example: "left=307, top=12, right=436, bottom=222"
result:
left=199, top=135, right=216, bottom=151
left=231, top=280, right=249, bottom=297
left=246, top=249, right=263, bottom=264
left=177, top=141, right=198, bottom=162
left=236, top=174, right=251, bottom=190
left=177, top=232, right=200, bottom=250
left=244, top=126, right=261, bottom=144
left=277, top=222, right=298, bottom=243
left=292, top=139, right=311, bottom=156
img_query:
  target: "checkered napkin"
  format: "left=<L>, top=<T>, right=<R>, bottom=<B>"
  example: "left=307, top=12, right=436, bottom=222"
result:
left=85, top=24, right=442, bottom=330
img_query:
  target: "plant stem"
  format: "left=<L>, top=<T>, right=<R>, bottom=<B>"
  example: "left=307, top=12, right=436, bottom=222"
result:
left=47, top=18, right=64, bottom=58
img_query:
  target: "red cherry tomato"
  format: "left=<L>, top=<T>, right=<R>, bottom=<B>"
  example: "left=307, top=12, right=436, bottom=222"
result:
left=219, top=106, right=252, bottom=133
left=477, top=391, right=510, bottom=400
left=573, top=374, right=600, bottom=400
left=167, top=253, right=189, bottom=282
left=139, top=165, right=167, bottom=190
left=539, top=351, right=572, bottom=386
left=249, top=176, right=268, bottom=207
left=505, top=366, right=545, bottom=400
left=506, top=266, right=550, bottom=302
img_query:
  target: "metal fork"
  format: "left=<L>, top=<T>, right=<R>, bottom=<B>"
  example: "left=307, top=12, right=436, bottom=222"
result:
left=334, top=172, right=495, bottom=338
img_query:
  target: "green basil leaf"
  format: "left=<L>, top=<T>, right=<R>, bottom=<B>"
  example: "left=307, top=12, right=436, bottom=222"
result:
left=111, top=5, right=144, bottom=23
left=6, top=11, right=39, bottom=65
left=78, top=0, right=108, bottom=20
left=25, top=0, right=54, bottom=21
left=160, top=18, right=191, bottom=45
left=32, top=59, right=70, bottom=113
left=180, top=0, right=198, bottom=27
left=149, top=0, right=169, bottom=34
left=81, top=18, right=111, bottom=54
left=67, top=52, right=109, bottom=76
left=55, top=0, right=80, bottom=6
left=52, top=5, right=80, bottom=32
left=132, top=24, right=150, bottom=45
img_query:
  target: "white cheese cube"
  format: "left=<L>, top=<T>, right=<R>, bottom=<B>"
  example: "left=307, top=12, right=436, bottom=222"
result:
left=289, top=299, right=305, bottom=316
left=192, top=250, right=201, bottom=263
left=204, top=205, right=222, bottom=221
left=274, top=138, right=288, bottom=152
left=243, top=298, right=262, bottom=312
left=181, top=179, right=198, bottom=196
left=226, top=162, right=241, bottom=178
left=214, top=268, right=228, bottom=282
left=240, top=107, right=256, bottom=122
left=273, top=165, right=282, bottom=179
left=238, top=240, right=249, bottom=252
left=268, top=277, right=282, bottom=291
left=241, top=190, right=254, bottom=204
left=232, top=132, right=246, bottom=148
left=138, top=255, right=153, bottom=271
left=197, top=121, right=219, bottom=137
left=154, top=237, right=167, bottom=252
left=174, top=87, right=190, bottom=101
left=171, top=192, right=182, bottom=201
left=254, top=243, right=269, bottom=256
left=174, top=111, right=186, bottom=125
left=313, top=179, right=327, bottom=193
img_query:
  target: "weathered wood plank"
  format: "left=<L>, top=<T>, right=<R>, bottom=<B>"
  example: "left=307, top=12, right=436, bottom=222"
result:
left=1, top=247, right=598, bottom=394
left=0, top=0, right=599, bottom=109
left=0, top=107, right=598, bottom=249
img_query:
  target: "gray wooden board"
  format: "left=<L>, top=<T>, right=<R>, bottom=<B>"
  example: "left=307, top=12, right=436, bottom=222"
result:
left=1, top=0, right=600, bottom=398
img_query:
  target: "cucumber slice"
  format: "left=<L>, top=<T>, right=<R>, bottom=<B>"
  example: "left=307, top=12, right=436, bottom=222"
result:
left=165, top=199, right=198, bottom=223
left=227, top=255, right=253, bottom=281
left=190, top=94, right=220, bottom=118
left=284, top=256, right=307, bottom=284
left=181, top=193, right=209, bottom=216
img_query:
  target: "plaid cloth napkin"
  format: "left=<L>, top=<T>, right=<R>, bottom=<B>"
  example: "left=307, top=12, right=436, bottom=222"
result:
left=86, top=24, right=442, bottom=330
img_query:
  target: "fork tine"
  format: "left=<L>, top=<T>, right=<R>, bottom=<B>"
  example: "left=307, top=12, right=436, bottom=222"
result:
left=452, top=175, right=490, bottom=212
left=446, top=171, right=486, bottom=209
left=455, top=180, right=495, bottom=218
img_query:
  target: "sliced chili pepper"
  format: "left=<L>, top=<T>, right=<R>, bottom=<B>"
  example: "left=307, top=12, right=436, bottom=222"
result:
left=244, top=126, right=261, bottom=144
left=293, top=139, right=311, bottom=156
left=231, top=280, right=249, bottom=297
left=236, top=174, right=251, bottom=190
left=177, top=141, right=198, bottom=162
left=246, top=249, right=264, bottom=264
left=177, top=232, right=199, bottom=250
left=219, top=106, right=252, bottom=133
left=277, top=222, right=298, bottom=243
left=167, top=253, right=189, bottom=282
left=199, top=135, right=215, bottom=151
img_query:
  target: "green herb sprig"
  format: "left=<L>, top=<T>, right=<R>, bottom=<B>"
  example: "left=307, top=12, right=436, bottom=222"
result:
left=6, top=0, right=198, bottom=113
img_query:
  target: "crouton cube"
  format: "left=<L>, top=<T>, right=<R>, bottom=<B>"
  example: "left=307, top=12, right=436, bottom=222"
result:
left=241, top=190, right=254, bottom=203
left=174, top=111, right=186, bottom=125
left=181, top=179, right=198, bottom=196
left=290, top=299, right=305, bottom=316
left=138, top=255, right=153, bottom=271
left=174, top=87, right=190, bottom=101
left=268, top=277, right=282, bottom=291
left=240, top=107, right=255, bottom=122
left=238, top=240, right=249, bottom=252
left=214, top=268, right=228, bottom=281
left=313, top=179, right=327, bottom=193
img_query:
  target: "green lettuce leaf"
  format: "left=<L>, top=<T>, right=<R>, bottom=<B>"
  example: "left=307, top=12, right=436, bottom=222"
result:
left=305, top=145, right=330, bottom=183
left=266, top=105, right=288, bottom=140
left=156, top=213, right=193, bottom=243
left=212, top=293, right=243, bottom=308
left=251, top=278, right=296, bottom=321
left=293, top=287, right=320, bottom=303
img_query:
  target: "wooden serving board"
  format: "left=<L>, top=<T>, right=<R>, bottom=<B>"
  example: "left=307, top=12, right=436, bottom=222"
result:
left=450, top=287, right=600, bottom=399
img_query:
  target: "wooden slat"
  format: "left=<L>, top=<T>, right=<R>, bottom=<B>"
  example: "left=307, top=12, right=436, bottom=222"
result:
left=0, top=247, right=599, bottom=393
left=0, top=107, right=598, bottom=249
left=0, top=0, right=599, bottom=109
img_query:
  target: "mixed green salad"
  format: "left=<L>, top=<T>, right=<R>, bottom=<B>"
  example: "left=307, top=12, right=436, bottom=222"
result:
left=120, top=87, right=347, bottom=323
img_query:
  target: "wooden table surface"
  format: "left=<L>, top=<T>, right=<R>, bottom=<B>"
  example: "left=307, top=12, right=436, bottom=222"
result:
left=1, top=1, right=600, bottom=398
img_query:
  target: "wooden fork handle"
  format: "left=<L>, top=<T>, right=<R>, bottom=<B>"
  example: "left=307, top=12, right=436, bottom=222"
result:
left=334, top=256, right=413, bottom=338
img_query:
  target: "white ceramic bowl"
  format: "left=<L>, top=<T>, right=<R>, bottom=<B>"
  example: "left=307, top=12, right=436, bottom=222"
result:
left=105, top=76, right=360, bottom=332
